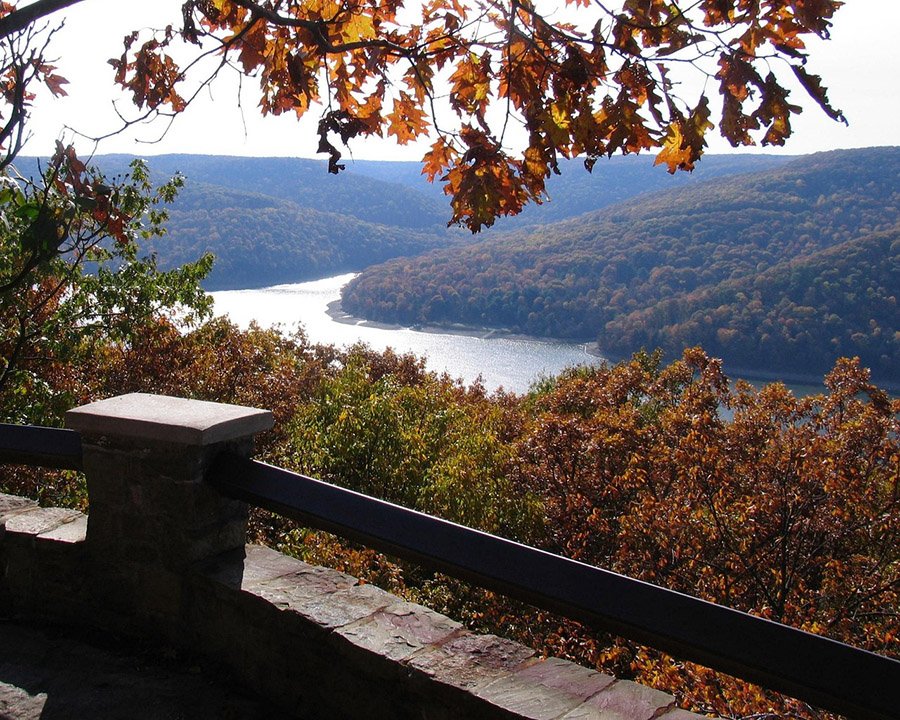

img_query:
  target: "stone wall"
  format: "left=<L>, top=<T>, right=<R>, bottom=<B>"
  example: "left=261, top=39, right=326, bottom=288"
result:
left=0, top=393, right=704, bottom=720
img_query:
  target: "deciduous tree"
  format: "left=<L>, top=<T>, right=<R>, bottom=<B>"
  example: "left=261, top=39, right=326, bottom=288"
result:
left=515, top=349, right=899, bottom=717
left=0, top=145, right=212, bottom=423
left=0, top=0, right=847, bottom=230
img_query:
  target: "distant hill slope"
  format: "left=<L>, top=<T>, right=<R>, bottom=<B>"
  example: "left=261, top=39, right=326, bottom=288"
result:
left=8, top=152, right=846, bottom=296
left=16, top=154, right=460, bottom=290
left=348, top=154, right=794, bottom=229
left=145, top=182, right=452, bottom=290
left=94, top=154, right=452, bottom=231
left=603, top=226, right=899, bottom=382
left=342, top=147, right=900, bottom=384
left=484, top=154, right=799, bottom=228
left=84, top=152, right=793, bottom=233
left=48, top=152, right=791, bottom=291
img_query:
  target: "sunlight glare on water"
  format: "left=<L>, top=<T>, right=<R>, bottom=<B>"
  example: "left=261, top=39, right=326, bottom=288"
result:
left=209, top=273, right=603, bottom=394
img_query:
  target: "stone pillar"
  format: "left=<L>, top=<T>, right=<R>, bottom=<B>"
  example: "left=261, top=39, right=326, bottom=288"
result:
left=65, top=393, right=273, bottom=636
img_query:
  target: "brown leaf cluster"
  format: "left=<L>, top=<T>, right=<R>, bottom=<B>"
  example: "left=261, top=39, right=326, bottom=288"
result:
left=513, top=350, right=898, bottom=717
left=89, top=0, right=847, bottom=229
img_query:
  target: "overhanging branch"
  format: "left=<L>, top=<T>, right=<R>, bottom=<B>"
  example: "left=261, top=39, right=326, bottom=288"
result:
left=0, top=0, right=86, bottom=40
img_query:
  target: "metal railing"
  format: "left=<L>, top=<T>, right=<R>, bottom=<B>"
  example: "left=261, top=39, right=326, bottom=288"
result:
left=0, top=423, right=82, bottom=470
left=2, top=423, right=898, bottom=720
left=209, top=453, right=898, bottom=720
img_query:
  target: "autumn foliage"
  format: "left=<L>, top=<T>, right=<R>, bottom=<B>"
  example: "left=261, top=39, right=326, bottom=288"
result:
left=0, top=3, right=893, bottom=717
left=3, top=316, right=896, bottom=719
left=1, top=0, right=847, bottom=230
left=514, top=350, right=898, bottom=717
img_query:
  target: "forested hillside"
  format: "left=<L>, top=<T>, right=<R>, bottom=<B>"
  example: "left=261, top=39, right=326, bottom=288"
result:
left=342, top=148, right=900, bottom=384
left=143, top=182, right=452, bottom=289
left=346, top=154, right=794, bottom=227
left=603, top=228, right=899, bottom=381
left=96, top=154, right=452, bottom=231
left=17, top=154, right=461, bottom=290
left=18, top=153, right=797, bottom=291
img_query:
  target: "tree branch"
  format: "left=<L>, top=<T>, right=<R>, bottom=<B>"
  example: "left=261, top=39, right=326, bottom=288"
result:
left=226, top=0, right=411, bottom=56
left=0, top=0, right=86, bottom=40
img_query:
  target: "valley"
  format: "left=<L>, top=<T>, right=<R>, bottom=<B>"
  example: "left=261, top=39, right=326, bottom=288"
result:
left=37, top=148, right=897, bottom=388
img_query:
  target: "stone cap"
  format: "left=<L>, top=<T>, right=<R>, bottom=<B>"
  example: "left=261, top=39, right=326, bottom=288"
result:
left=65, top=393, right=274, bottom=446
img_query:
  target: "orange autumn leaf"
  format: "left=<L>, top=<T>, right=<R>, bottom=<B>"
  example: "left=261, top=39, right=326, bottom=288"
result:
left=386, top=92, right=429, bottom=144
left=0, top=0, right=847, bottom=230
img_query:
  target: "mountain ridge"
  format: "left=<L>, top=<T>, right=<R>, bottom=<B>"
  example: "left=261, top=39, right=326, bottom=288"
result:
left=341, top=147, right=900, bottom=384
left=55, top=151, right=800, bottom=291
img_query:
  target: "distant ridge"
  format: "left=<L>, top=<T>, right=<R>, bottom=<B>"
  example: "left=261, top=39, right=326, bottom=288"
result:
left=11, top=151, right=792, bottom=291
left=148, top=181, right=454, bottom=290
left=342, top=147, right=900, bottom=385
left=89, top=153, right=452, bottom=231
left=26, top=151, right=794, bottom=229
left=41, top=154, right=460, bottom=289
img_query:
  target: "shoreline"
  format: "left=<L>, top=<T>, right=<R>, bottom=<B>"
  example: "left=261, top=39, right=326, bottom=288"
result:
left=327, top=298, right=900, bottom=394
left=219, top=280, right=897, bottom=396
left=326, top=298, right=600, bottom=351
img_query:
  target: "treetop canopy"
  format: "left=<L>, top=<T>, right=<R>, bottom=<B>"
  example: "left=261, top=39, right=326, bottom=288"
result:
left=1, top=0, right=846, bottom=230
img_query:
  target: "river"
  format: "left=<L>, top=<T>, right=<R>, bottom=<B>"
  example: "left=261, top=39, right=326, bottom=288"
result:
left=209, top=273, right=827, bottom=397
left=209, top=274, right=603, bottom=394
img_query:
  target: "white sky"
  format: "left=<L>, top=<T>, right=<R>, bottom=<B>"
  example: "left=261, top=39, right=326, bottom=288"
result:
left=22, top=0, right=900, bottom=161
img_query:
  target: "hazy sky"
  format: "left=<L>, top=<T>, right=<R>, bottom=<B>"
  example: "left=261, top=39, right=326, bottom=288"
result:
left=23, top=0, right=900, bottom=161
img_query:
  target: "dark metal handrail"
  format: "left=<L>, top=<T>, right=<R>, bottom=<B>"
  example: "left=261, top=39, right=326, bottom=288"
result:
left=209, top=452, right=899, bottom=720
left=0, top=423, right=82, bottom=470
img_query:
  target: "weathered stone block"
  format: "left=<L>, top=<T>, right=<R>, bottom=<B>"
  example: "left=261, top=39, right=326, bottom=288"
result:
left=37, top=514, right=88, bottom=544
left=336, top=600, right=462, bottom=663
left=513, top=658, right=616, bottom=703
left=0, top=493, right=37, bottom=522
left=257, top=578, right=391, bottom=633
left=559, top=679, right=676, bottom=720
left=405, top=631, right=537, bottom=693
left=475, top=661, right=603, bottom=720
left=199, top=545, right=311, bottom=591
left=0, top=681, right=46, bottom=720
left=65, top=392, right=274, bottom=446
left=2, top=507, right=80, bottom=536
left=80, top=437, right=250, bottom=570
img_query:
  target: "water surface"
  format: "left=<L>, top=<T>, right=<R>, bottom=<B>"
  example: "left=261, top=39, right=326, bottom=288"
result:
left=210, top=274, right=602, bottom=394
left=210, top=273, right=833, bottom=398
